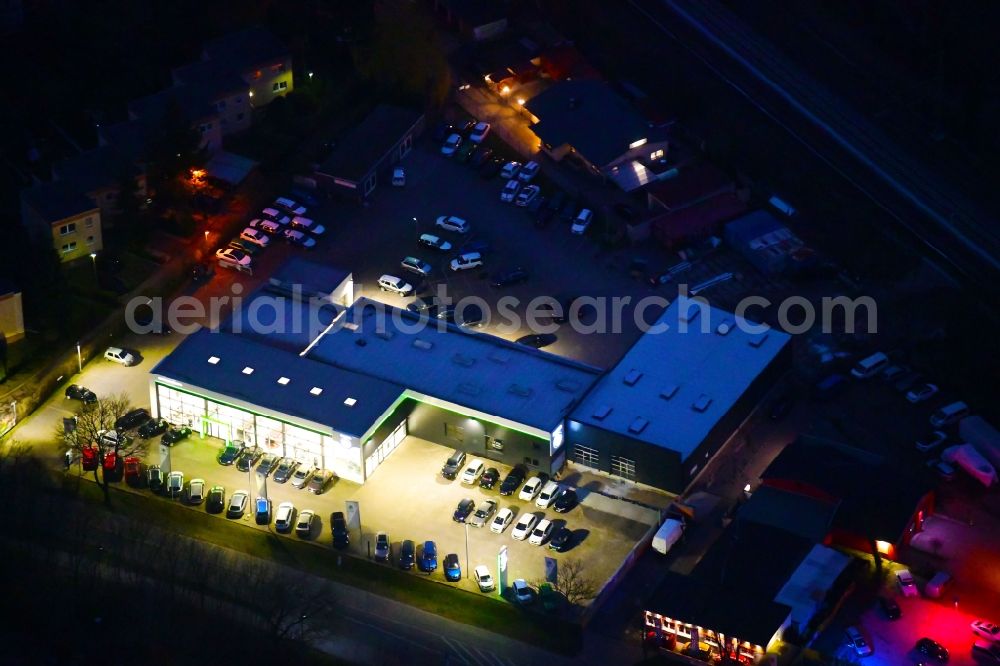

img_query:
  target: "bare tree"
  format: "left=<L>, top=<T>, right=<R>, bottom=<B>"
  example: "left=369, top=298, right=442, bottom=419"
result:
left=241, top=560, right=336, bottom=646
left=55, top=393, right=144, bottom=506
left=551, top=558, right=599, bottom=606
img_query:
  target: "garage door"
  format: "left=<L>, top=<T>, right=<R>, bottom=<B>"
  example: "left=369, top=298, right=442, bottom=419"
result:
left=364, top=419, right=407, bottom=480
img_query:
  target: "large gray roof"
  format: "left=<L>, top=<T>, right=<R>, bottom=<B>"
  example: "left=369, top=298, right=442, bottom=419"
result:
left=151, top=328, right=404, bottom=438
left=571, top=299, right=790, bottom=459
left=316, top=105, right=424, bottom=183
left=305, top=299, right=603, bottom=433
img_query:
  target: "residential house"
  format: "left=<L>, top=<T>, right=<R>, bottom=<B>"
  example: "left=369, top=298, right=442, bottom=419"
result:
left=314, top=105, right=424, bottom=200
left=523, top=80, right=670, bottom=188
left=0, top=280, right=25, bottom=344
left=19, top=181, right=103, bottom=263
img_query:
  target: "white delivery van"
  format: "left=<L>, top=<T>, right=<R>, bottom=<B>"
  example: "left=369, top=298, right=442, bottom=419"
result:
left=931, top=401, right=970, bottom=427
left=651, top=519, right=684, bottom=555
left=851, top=352, right=890, bottom=379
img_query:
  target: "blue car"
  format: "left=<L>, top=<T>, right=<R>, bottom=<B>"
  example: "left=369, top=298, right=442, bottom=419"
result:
left=420, top=541, right=438, bottom=572
left=444, top=553, right=461, bottom=582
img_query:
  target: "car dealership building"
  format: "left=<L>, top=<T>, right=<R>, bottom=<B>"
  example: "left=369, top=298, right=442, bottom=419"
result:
left=150, top=267, right=791, bottom=492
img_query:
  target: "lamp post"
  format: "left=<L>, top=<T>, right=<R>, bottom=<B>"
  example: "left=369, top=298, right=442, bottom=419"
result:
left=76, top=342, right=82, bottom=373
left=412, top=216, right=418, bottom=243
left=89, top=252, right=98, bottom=283
left=464, top=522, right=470, bottom=580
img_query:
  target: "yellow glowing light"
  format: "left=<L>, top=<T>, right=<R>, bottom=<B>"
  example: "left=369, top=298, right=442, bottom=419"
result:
left=501, top=85, right=510, bottom=95
left=516, top=98, right=525, bottom=106
left=875, top=540, right=892, bottom=555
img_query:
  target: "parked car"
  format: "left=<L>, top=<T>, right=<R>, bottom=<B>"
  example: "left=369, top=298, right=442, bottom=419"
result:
left=239, top=227, right=271, bottom=248
left=571, top=208, right=594, bottom=234
left=331, top=511, right=349, bottom=548
left=442, top=449, right=466, bottom=480
left=469, top=500, right=497, bottom=528
left=500, top=161, right=522, bottom=179
left=399, top=539, right=416, bottom=570
left=249, top=217, right=281, bottom=235
left=844, top=626, right=872, bottom=657
left=907, top=383, right=940, bottom=403
left=256, top=453, right=279, bottom=477
left=435, top=215, right=470, bottom=234
left=468, top=121, right=490, bottom=143
left=275, top=502, right=296, bottom=533
left=512, top=513, right=539, bottom=541
left=441, top=133, right=462, bottom=156
left=291, top=466, right=315, bottom=489
left=515, top=185, right=540, bottom=207
left=930, top=400, right=970, bottom=427
left=206, top=485, right=225, bottom=513
left=471, top=147, right=493, bottom=167
left=512, top=579, right=533, bottom=605
left=473, top=565, right=495, bottom=592
left=216, top=247, right=252, bottom=268
left=527, top=193, right=547, bottom=214
left=417, top=233, right=452, bottom=252
left=254, top=496, right=272, bottom=525
left=217, top=442, right=243, bottom=465
left=878, top=596, right=901, bottom=620
left=124, top=457, right=142, bottom=486
left=896, top=569, right=918, bottom=597
left=893, top=370, right=924, bottom=394
left=485, top=510, right=512, bottom=537
left=519, top=474, right=548, bottom=501
left=272, top=458, right=299, bottom=483
left=455, top=140, right=477, bottom=163
left=500, top=179, right=521, bottom=203
left=400, top=256, right=433, bottom=276
left=146, top=465, right=163, bottom=492
left=444, top=553, right=462, bottom=582
left=450, top=252, right=484, bottom=272
left=460, top=459, right=486, bottom=484
left=479, top=467, right=500, bottom=490
left=104, top=346, right=137, bottom=366
left=553, top=488, right=579, bottom=513
left=971, top=620, right=1000, bottom=640
left=230, top=235, right=263, bottom=254
left=915, top=637, right=948, bottom=662
left=528, top=519, right=554, bottom=546
left=115, top=408, right=150, bottom=430
left=274, top=197, right=307, bottom=216
left=420, top=541, right=438, bottom=572
left=219, top=490, right=247, bottom=520
left=517, top=161, right=540, bottom=182
left=973, top=641, right=1000, bottom=664
left=392, top=167, right=406, bottom=186
left=307, top=469, right=333, bottom=494
left=137, top=417, right=169, bottom=439
left=236, top=447, right=262, bottom=472
left=549, top=526, right=573, bottom=552
left=499, top=466, right=527, bottom=495
left=490, top=267, right=529, bottom=289
left=535, top=481, right=562, bottom=509
left=295, top=509, right=315, bottom=538
left=187, top=478, right=205, bottom=505
left=374, top=532, right=391, bottom=562
left=539, top=582, right=558, bottom=612
left=65, top=384, right=97, bottom=404
left=377, top=274, right=414, bottom=296
left=167, top=471, right=184, bottom=497
left=916, top=431, right=948, bottom=453
left=453, top=498, right=475, bottom=523
left=289, top=189, right=320, bottom=208
left=432, top=121, right=454, bottom=142
left=283, top=229, right=317, bottom=248
left=161, top=425, right=192, bottom=446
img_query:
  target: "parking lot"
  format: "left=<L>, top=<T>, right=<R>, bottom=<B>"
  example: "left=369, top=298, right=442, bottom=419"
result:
left=103, top=431, right=654, bottom=600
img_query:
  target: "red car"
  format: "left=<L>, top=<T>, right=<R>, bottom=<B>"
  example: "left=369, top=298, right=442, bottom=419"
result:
left=124, top=457, right=142, bottom=486
left=81, top=446, right=98, bottom=471
left=103, top=452, right=123, bottom=481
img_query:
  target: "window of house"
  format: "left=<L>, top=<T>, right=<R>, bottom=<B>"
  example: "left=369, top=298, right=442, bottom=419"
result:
left=272, top=81, right=287, bottom=92
left=86, top=236, right=95, bottom=245
left=85, top=217, right=94, bottom=228
left=59, top=223, right=76, bottom=236
left=61, top=242, right=77, bottom=253
left=650, top=148, right=664, bottom=160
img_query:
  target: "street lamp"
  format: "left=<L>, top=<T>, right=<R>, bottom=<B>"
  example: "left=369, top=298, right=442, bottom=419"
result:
left=89, top=252, right=98, bottom=283
left=76, top=342, right=82, bottom=373
left=412, top=216, right=418, bottom=242
left=464, top=522, right=470, bottom=580
left=204, top=230, right=210, bottom=245
left=308, top=71, right=314, bottom=80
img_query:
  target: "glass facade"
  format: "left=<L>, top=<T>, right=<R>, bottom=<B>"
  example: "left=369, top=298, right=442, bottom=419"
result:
left=155, top=383, right=363, bottom=483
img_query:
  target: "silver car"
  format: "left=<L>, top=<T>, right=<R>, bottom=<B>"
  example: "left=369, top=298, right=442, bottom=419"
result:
left=291, top=466, right=316, bottom=489
left=468, top=500, right=497, bottom=528
left=374, top=532, right=391, bottom=562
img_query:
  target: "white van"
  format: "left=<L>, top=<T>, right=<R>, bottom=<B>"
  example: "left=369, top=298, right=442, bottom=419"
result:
left=931, top=401, right=970, bottom=428
left=851, top=352, right=890, bottom=379
left=652, top=518, right=684, bottom=555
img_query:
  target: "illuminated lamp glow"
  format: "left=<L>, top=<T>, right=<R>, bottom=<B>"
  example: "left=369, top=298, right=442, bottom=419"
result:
left=875, top=540, right=892, bottom=555
left=500, top=85, right=510, bottom=95
left=629, top=138, right=648, bottom=149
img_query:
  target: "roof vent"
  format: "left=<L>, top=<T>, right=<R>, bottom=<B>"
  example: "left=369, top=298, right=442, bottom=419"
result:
left=628, top=417, right=649, bottom=434
left=623, top=369, right=643, bottom=386
left=488, top=350, right=510, bottom=364
left=716, top=318, right=735, bottom=335
left=556, top=379, right=581, bottom=393
left=457, top=382, right=482, bottom=396
left=692, top=394, right=712, bottom=412
left=375, top=330, right=393, bottom=341
left=355, top=338, right=367, bottom=347
left=310, top=387, right=323, bottom=396
left=344, top=397, right=357, bottom=407
left=412, top=339, right=433, bottom=351
left=452, top=353, right=475, bottom=367
left=277, top=377, right=290, bottom=386
left=679, top=307, right=701, bottom=325
left=242, top=367, right=254, bottom=375
left=660, top=385, right=679, bottom=400
left=207, top=356, right=220, bottom=365
left=592, top=404, right=612, bottom=421
left=343, top=322, right=359, bottom=331
left=749, top=332, right=769, bottom=348
left=507, top=383, right=533, bottom=398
